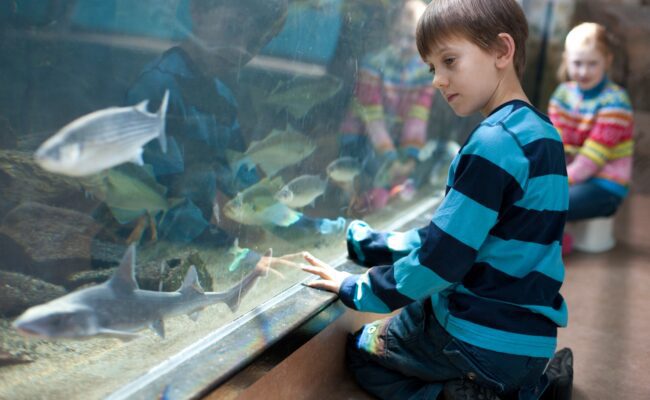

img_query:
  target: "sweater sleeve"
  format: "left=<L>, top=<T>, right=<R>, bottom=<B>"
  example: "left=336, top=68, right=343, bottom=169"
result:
left=400, top=86, right=435, bottom=156
left=339, top=128, right=527, bottom=312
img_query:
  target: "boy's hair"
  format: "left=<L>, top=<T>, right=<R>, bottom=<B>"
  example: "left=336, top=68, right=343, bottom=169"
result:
left=416, top=0, right=529, bottom=80
left=556, top=22, right=612, bottom=82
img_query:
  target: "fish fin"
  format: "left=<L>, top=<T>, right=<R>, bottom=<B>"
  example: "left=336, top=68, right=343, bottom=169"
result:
left=135, top=99, right=150, bottom=112
left=188, top=311, right=200, bottom=321
left=157, top=89, right=169, bottom=153
left=109, top=244, right=139, bottom=293
left=228, top=238, right=240, bottom=255
left=131, top=150, right=144, bottom=166
left=179, top=265, right=204, bottom=295
left=150, top=319, right=165, bottom=338
left=98, top=329, right=141, bottom=341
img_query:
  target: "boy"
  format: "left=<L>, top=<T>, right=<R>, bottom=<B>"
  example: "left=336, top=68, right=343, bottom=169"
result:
left=301, top=0, right=572, bottom=399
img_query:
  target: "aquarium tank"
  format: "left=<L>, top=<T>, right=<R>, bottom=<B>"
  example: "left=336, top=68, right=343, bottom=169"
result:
left=0, top=0, right=574, bottom=398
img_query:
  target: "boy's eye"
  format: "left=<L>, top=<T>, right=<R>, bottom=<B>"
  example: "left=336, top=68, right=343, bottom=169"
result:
left=444, top=57, right=455, bottom=66
left=428, top=65, right=435, bottom=74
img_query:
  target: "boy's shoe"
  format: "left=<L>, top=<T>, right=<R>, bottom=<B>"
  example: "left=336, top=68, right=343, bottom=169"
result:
left=443, top=379, right=501, bottom=400
left=540, top=347, right=573, bottom=400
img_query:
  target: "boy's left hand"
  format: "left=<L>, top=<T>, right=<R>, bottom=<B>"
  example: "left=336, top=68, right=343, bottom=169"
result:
left=301, top=252, right=351, bottom=294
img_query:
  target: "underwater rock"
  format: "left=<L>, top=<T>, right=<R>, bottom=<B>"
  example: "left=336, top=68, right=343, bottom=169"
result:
left=0, top=150, right=98, bottom=220
left=0, top=202, right=101, bottom=285
left=162, top=252, right=213, bottom=292
left=0, top=270, right=66, bottom=317
left=0, top=117, right=17, bottom=150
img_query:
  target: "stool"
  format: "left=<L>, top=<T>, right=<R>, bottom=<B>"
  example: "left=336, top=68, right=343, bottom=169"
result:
left=566, top=217, right=616, bottom=253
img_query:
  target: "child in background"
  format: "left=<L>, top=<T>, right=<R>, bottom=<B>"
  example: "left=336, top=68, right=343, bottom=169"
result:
left=548, top=22, right=634, bottom=251
left=339, top=0, right=435, bottom=212
left=301, top=0, right=572, bottom=398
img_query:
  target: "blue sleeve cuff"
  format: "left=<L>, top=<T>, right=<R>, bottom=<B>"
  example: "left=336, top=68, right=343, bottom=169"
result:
left=339, top=275, right=360, bottom=310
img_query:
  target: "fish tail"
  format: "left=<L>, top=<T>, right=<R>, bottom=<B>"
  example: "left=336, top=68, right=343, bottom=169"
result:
left=157, top=89, right=170, bottom=153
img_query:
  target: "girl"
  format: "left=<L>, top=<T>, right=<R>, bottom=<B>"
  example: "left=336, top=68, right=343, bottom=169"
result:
left=548, top=23, right=634, bottom=231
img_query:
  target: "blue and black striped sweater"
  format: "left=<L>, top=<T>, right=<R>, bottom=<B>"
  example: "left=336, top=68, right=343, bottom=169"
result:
left=340, top=100, right=569, bottom=358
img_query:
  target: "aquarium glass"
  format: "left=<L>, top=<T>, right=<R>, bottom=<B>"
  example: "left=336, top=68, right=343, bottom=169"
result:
left=0, top=0, right=571, bottom=398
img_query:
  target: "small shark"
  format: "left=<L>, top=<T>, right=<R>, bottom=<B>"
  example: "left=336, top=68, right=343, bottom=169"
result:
left=12, top=244, right=270, bottom=341
left=34, top=90, right=169, bottom=177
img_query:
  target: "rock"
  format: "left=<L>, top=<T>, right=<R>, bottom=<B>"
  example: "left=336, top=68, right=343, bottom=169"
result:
left=0, top=270, right=67, bottom=317
left=0, top=150, right=99, bottom=220
left=0, top=117, right=17, bottom=150
left=0, top=202, right=101, bottom=285
left=162, top=252, right=213, bottom=292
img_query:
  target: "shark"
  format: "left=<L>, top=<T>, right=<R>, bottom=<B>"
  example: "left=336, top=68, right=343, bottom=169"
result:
left=12, top=244, right=270, bottom=341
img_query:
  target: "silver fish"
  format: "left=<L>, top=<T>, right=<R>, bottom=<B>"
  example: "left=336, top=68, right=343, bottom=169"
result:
left=326, top=156, right=361, bottom=183
left=275, top=174, right=327, bottom=209
left=223, top=178, right=301, bottom=227
left=34, top=90, right=169, bottom=177
left=244, top=126, right=316, bottom=177
left=12, top=244, right=270, bottom=341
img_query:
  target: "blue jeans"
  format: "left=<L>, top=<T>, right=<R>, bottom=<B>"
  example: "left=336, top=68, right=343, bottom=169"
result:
left=346, top=299, right=550, bottom=400
left=568, top=180, right=623, bottom=222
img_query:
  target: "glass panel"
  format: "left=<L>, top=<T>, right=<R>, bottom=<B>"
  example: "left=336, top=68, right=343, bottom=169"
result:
left=0, top=0, right=572, bottom=398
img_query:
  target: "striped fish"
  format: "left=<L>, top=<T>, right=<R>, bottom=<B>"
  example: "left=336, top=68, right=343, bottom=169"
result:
left=35, top=90, right=169, bottom=177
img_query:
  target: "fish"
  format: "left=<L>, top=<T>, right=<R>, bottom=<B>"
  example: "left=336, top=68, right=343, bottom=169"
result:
left=326, top=156, right=361, bottom=183
left=12, top=244, right=270, bottom=341
left=244, top=126, right=316, bottom=178
left=34, top=90, right=169, bottom=177
left=263, top=75, right=343, bottom=119
left=274, top=174, right=327, bottom=209
left=223, top=177, right=302, bottom=227
left=227, top=238, right=259, bottom=272
left=80, top=164, right=169, bottom=224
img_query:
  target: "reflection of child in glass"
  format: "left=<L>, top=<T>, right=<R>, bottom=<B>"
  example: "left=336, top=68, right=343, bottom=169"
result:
left=301, top=1, right=571, bottom=398
left=548, top=23, right=634, bottom=224
left=127, top=0, right=343, bottom=243
left=339, top=0, right=434, bottom=211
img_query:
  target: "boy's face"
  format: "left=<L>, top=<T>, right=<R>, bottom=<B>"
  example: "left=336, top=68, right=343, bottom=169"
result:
left=565, top=44, right=610, bottom=91
left=424, top=35, right=501, bottom=117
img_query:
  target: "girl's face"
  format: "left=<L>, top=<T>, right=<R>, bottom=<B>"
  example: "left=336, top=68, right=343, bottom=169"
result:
left=565, top=44, right=610, bottom=91
left=424, top=35, right=501, bottom=117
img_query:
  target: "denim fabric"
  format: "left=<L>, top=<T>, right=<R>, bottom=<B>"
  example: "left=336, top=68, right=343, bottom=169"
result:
left=347, top=299, right=550, bottom=400
left=568, top=180, right=623, bottom=221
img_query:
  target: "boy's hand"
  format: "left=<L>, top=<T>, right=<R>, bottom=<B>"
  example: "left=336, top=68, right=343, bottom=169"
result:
left=301, top=252, right=351, bottom=294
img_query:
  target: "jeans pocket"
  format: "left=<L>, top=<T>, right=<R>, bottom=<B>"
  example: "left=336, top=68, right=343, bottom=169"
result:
left=442, top=339, right=506, bottom=392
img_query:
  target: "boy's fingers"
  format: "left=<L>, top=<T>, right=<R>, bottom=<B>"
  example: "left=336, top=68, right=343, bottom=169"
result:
left=302, top=252, right=331, bottom=269
left=306, top=279, right=337, bottom=293
left=300, top=264, right=329, bottom=279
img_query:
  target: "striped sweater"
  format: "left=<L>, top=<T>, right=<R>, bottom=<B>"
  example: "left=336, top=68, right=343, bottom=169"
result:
left=339, top=45, right=435, bottom=158
left=548, top=77, right=634, bottom=197
left=340, top=100, right=569, bottom=358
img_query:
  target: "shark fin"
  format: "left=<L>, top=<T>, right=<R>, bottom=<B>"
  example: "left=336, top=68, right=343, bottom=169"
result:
left=135, top=99, right=150, bottom=112
left=109, top=244, right=139, bottom=294
left=180, top=266, right=204, bottom=295
left=131, top=149, right=144, bottom=166
left=188, top=311, right=200, bottom=321
left=150, top=319, right=165, bottom=338
left=98, top=329, right=141, bottom=341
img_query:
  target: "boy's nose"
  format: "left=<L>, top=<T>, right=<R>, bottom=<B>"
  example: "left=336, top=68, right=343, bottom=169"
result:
left=432, top=73, right=446, bottom=89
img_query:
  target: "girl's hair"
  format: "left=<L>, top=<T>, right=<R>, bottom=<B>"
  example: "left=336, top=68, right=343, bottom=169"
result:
left=415, top=0, right=528, bottom=80
left=556, top=22, right=612, bottom=82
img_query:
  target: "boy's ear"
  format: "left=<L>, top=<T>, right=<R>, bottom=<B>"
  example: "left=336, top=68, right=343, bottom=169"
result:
left=495, top=33, right=516, bottom=70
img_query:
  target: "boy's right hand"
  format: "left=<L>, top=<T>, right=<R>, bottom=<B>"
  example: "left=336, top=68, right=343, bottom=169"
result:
left=300, top=252, right=351, bottom=294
